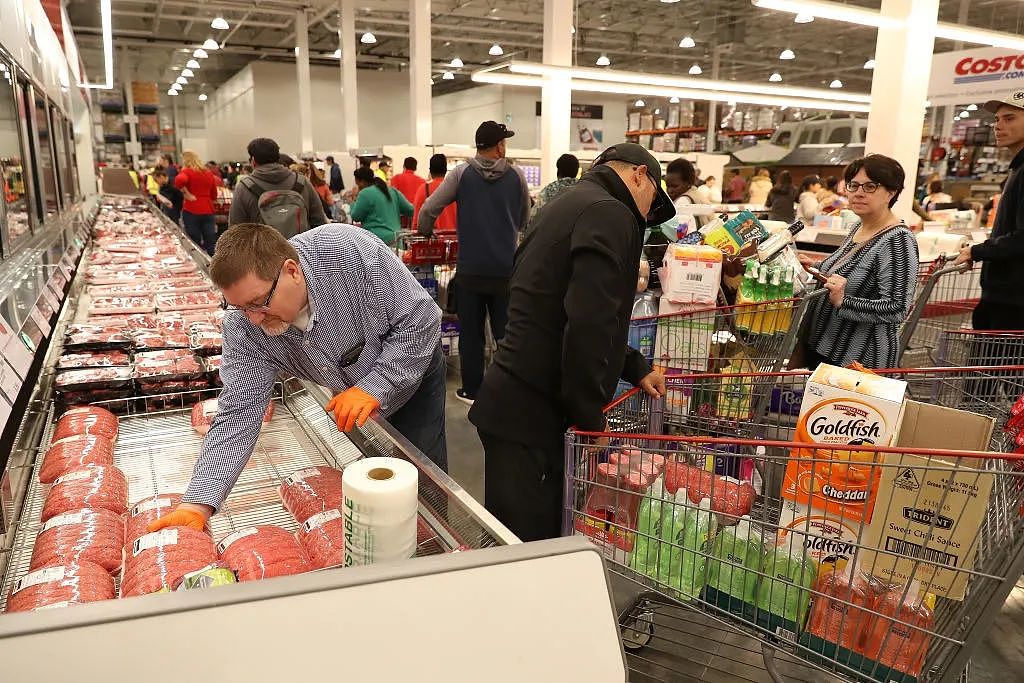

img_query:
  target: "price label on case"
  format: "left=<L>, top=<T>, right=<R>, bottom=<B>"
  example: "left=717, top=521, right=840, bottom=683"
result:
left=29, top=307, right=51, bottom=338
left=0, top=360, right=22, bottom=403
left=4, top=337, right=33, bottom=379
left=42, top=285, right=61, bottom=312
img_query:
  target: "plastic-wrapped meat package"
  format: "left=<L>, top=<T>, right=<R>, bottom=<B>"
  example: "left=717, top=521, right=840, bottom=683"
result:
left=64, top=323, right=132, bottom=351
left=39, top=433, right=116, bottom=484
left=152, top=277, right=213, bottom=294
left=29, top=508, right=126, bottom=573
left=57, top=351, right=130, bottom=370
left=55, top=366, right=134, bottom=391
left=56, top=389, right=133, bottom=413
left=133, top=349, right=203, bottom=380
left=88, top=296, right=155, bottom=316
left=189, top=323, right=222, bottom=355
left=217, top=525, right=313, bottom=581
left=191, top=398, right=274, bottom=436
left=40, top=465, right=129, bottom=523
left=155, top=291, right=221, bottom=312
left=85, top=269, right=147, bottom=286
left=204, top=355, right=223, bottom=386
left=120, top=527, right=218, bottom=597
left=297, top=509, right=344, bottom=569
left=52, top=406, right=120, bottom=443
left=123, top=313, right=158, bottom=331
left=126, top=494, right=183, bottom=546
left=88, top=282, right=154, bottom=298
left=132, top=329, right=190, bottom=350
left=5, top=561, right=116, bottom=613
left=279, top=466, right=343, bottom=523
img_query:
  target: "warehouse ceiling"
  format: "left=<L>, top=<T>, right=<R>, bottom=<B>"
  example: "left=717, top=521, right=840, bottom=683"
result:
left=65, top=0, right=1024, bottom=102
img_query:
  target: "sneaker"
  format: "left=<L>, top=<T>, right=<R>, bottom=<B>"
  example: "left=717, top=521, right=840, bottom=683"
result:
left=455, top=389, right=475, bottom=406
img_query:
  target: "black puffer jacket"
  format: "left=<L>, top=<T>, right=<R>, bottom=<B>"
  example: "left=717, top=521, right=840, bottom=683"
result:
left=469, top=164, right=651, bottom=446
left=972, top=147, right=1024, bottom=304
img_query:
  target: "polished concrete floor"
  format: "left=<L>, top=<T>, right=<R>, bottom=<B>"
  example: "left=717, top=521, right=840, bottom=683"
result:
left=439, top=363, right=1024, bottom=683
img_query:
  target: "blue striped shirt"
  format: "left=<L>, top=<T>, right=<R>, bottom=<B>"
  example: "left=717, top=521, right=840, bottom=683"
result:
left=183, top=224, right=442, bottom=510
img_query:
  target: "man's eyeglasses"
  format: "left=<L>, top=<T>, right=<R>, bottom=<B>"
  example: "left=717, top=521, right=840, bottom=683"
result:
left=221, top=265, right=283, bottom=312
left=846, top=181, right=882, bottom=194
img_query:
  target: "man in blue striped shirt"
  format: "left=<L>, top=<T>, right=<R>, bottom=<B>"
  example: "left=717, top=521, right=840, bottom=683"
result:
left=150, top=223, right=445, bottom=530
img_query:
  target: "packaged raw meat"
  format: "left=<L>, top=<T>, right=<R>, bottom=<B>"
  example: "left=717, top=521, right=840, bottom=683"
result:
left=40, top=465, right=129, bottom=523
left=204, top=355, right=222, bottom=386
left=279, top=466, right=344, bottom=523
left=88, top=282, right=155, bottom=298
left=133, top=349, right=203, bottom=379
left=55, top=366, right=134, bottom=391
left=29, top=508, right=126, bottom=573
left=191, top=398, right=274, bottom=436
left=39, top=433, right=116, bottom=484
left=152, top=278, right=213, bottom=294
left=5, top=561, right=116, bottom=613
left=188, top=324, right=222, bottom=355
left=55, top=389, right=134, bottom=414
left=155, top=291, right=221, bottom=312
left=126, top=494, right=183, bottom=545
left=64, top=324, right=131, bottom=351
left=217, top=525, right=313, bottom=581
left=131, top=329, right=190, bottom=350
left=88, top=296, right=155, bottom=316
left=52, top=406, right=120, bottom=443
left=56, top=351, right=130, bottom=370
left=296, top=509, right=344, bottom=569
left=120, top=527, right=218, bottom=597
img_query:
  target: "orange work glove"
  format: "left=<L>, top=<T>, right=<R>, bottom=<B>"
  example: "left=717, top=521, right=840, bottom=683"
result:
left=147, top=505, right=209, bottom=533
left=325, top=387, right=381, bottom=432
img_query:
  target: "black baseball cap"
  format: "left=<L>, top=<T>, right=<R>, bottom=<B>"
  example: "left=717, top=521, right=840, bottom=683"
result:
left=476, top=121, right=515, bottom=149
left=593, top=143, right=676, bottom=226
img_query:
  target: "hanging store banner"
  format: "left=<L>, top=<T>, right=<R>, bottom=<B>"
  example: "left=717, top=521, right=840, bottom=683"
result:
left=928, top=46, right=1024, bottom=107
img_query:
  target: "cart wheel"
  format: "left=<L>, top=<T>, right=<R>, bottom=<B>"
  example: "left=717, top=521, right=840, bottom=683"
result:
left=621, top=609, right=654, bottom=651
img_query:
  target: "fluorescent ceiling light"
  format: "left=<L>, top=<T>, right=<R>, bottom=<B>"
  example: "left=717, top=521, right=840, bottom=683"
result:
left=934, top=22, right=1024, bottom=50
left=202, top=38, right=220, bottom=50
left=829, top=79, right=843, bottom=88
left=211, top=16, right=229, bottom=30
left=193, top=48, right=209, bottom=59
left=688, top=64, right=703, bottom=75
left=634, top=99, right=646, bottom=107
left=670, top=96, right=680, bottom=103
left=167, top=89, right=178, bottom=96
left=361, top=32, right=377, bottom=44
left=199, top=93, right=208, bottom=101
left=750, top=0, right=902, bottom=28
left=863, top=58, right=876, bottom=69
left=489, top=44, right=504, bottom=56
left=182, top=68, right=194, bottom=78
left=79, top=0, right=113, bottom=88
left=660, top=0, right=682, bottom=3
left=450, top=57, right=464, bottom=68
left=794, top=12, right=814, bottom=23
left=596, top=54, right=611, bottom=66
left=175, top=76, right=188, bottom=85
left=171, top=83, right=182, bottom=91
left=769, top=72, right=783, bottom=82
left=506, top=61, right=871, bottom=103
left=967, top=103, right=978, bottom=111
left=679, top=36, right=696, bottom=48
left=332, top=49, right=342, bottom=58
left=779, top=48, right=795, bottom=60
left=187, top=59, right=201, bottom=69
left=442, top=70, right=455, bottom=80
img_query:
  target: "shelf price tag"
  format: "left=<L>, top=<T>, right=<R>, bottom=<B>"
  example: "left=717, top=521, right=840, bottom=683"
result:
left=42, top=285, right=61, bottom=312
left=52, top=269, right=68, bottom=290
left=2, top=337, right=31, bottom=380
left=0, top=359, right=21, bottom=403
left=29, top=307, right=51, bottom=338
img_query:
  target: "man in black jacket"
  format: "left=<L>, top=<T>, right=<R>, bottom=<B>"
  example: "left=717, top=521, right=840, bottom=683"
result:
left=468, top=143, right=674, bottom=541
left=955, top=90, right=1024, bottom=328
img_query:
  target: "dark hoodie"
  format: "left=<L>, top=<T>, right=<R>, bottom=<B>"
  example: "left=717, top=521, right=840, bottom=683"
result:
left=228, top=162, right=329, bottom=230
left=468, top=164, right=652, bottom=446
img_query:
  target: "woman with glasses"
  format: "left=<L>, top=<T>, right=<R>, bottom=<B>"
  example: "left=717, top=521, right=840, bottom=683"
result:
left=796, top=154, right=919, bottom=369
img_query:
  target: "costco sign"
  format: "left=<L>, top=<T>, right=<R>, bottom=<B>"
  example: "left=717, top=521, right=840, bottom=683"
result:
left=929, top=46, right=1024, bottom=106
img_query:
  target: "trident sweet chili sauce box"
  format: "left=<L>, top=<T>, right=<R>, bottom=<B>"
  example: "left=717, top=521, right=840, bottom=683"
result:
left=782, top=364, right=907, bottom=525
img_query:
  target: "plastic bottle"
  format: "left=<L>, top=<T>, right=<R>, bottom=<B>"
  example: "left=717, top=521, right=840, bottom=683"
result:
left=756, top=534, right=818, bottom=628
left=706, top=516, right=764, bottom=609
left=660, top=495, right=716, bottom=600
left=861, top=582, right=934, bottom=677
left=779, top=265, right=795, bottom=333
left=805, top=566, right=873, bottom=652
left=751, top=264, right=769, bottom=335
left=736, top=259, right=758, bottom=334
left=629, top=293, right=658, bottom=361
left=766, top=265, right=783, bottom=335
left=630, top=476, right=672, bottom=580
left=757, top=220, right=806, bottom=263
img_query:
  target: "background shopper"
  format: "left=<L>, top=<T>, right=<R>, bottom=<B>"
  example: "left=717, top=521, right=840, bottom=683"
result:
left=174, top=149, right=219, bottom=255
left=797, top=174, right=822, bottom=222
left=766, top=170, right=798, bottom=223
left=350, top=166, right=413, bottom=246
left=923, top=180, right=953, bottom=212
left=747, top=167, right=773, bottom=206
left=727, top=168, right=747, bottom=202
left=413, top=153, right=457, bottom=232
left=391, top=156, right=426, bottom=204
left=530, top=153, right=579, bottom=221
left=154, top=170, right=183, bottom=224
left=230, top=137, right=329, bottom=233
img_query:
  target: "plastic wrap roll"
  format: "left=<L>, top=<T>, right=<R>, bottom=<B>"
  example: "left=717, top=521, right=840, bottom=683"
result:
left=342, top=457, right=418, bottom=567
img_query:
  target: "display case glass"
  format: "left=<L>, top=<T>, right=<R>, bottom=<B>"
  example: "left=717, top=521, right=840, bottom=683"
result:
left=30, top=89, right=59, bottom=219
left=0, top=58, right=31, bottom=256
left=50, top=107, right=73, bottom=208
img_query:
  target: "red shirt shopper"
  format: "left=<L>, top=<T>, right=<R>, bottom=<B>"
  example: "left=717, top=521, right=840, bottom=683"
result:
left=174, top=150, right=219, bottom=255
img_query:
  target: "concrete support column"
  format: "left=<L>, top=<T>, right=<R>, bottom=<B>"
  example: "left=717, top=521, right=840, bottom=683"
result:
left=409, top=0, right=432, bottom=145
left=339, top=0, right=359, bottom=151
left=706, top=48, right=722, bottom=153
left=295, top=9, right=314, bottom=155
left=864, top=0, right=939, bottom=219
left=540, top=0, right=573, bottom=186
left=120, top=49, right=138, bottom=165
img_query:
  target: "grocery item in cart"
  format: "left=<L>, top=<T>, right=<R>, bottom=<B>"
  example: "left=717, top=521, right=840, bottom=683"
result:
left=217, top=525, right=313, bottom=581
left=653, top=297, right=715, bottom=373
left=297, top=509, right=344, bottom=569
left=661, top=244, right=722, bottom=306
left=54, top=366, right=134, bottom=392
left=29, top=507, right=126, bottom=573
left=191, top=398, right=274, bottom=436
left=52, top=406, right=120, bottom=443
left=121, top=527, right=218, bottom=597
left=777, top=499, right=858, bottom=573
left=279, top=466, right=344, bottom=523
left=56, top=351, right=130, bottom=370
left=40, top=465, right=129, bottom=523
left=5, top=560, right=116, bottom=613
left=664, top=495, right=716, bottom=600
left=39, top=433, right=116, bottom=484
left=755, top=533, right=818, bottom=633
left=663, top=460, right=754, bottom=524
left=630, top=476, right=673, bottom=578
left=860, top=582, right=934, bottom=677
left=701, top=211, right=769, bottom=256
left=784, top=364, right=907, bottom=524
left=126, top=494, right=184, bottom=546
left=576, top=461, right=654, bottom=553
left=704, top=516, right=764, bottom=616
left=804, top=565, right=874, bottom=653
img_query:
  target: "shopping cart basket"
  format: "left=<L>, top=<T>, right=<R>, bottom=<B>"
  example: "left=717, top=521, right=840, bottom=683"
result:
left=566, top=367, right=1024, bottom=683
left=934, top=329, right=1024, bottom=369
left=395, top=230, right=458, bottom=266
left=899, top=262, right=979, bottom=367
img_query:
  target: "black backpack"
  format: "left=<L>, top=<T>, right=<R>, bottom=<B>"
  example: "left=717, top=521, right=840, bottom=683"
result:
left=240, top=173, right=309, bottom=238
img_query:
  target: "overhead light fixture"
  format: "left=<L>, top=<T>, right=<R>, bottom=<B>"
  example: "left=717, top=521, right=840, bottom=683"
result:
left=450, top=57, right=464, bottom=68
left=167, top=89, right=178, bottom=96
left=332, top=48, right=342, bottom=58
left=489, top=44, right=504, bottom=56
left=202, top=38, right=220, bottom=50
left=442, top=70, right=455, bottom=80
left=829, top=79, right=843, bottom=88
left=750, top=0, right=902, bottom=29
left=794, top=12, right=814, bottom=22
left=779, top=48, right=795, bottom=60
left=596, top=54, right=611, bottom=66
left=78, top=0, right=113, bottom=88
left=688, top=64, right=703, bottom=75
left=187, top=59, right=201, bottom=69
left=361, top=32, right=377, bottom=44
left=634, top=99, right=646, bottom=107
left=182, top=68, right=194, bottom=78
left=660, top=0, right=682, bottom=3
left=193, top=48, right=209, bottom=59
left=430, top=78, right=435, bottom=85
left=967, top=103, right=978, bottom=111
left=769, top=72, right=783, bottom=82
left=935, top=22, right=1024, bottom=50
left=199, top=93, right=208, bottom=101
left=176, top=76, right=188, bottom=85
left=171, top=82, right=182, bottom=91
left=679, top=36, right=696, bottom=48
left=863, top=58, right=876, bottom=69
left=670, top=96, right=680, bottom=103
left=211, top=16, right=229, bottom=30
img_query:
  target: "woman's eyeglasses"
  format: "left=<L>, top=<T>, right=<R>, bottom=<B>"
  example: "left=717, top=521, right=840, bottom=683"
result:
left=846, top=181, right=882, bottom=194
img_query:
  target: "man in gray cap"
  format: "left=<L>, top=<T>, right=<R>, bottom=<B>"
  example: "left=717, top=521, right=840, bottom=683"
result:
left=469, top=142, right=672, bottom=541
left=954, top=89, right=1024, bottom=329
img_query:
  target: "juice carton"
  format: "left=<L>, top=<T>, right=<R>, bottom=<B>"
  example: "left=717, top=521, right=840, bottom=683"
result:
left=783, top=364, right=907, bottom=525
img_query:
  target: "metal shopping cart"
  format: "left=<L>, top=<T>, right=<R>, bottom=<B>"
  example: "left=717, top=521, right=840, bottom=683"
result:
left=934, top=329, right=1024, bottom=369
left=394, top=231, right=458, bottom=308
left=566, top=366, right=1024, bottom=683
left=899, top=261, right=980, bottom=367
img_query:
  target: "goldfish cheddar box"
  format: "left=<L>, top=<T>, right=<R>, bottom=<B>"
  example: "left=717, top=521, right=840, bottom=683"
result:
left=782, top=364, right=907, bottom=525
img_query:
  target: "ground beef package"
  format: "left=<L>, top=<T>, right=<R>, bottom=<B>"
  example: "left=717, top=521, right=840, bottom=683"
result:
left=125, top=494, right=183, bottom=546
left=39, top=433, right=116, bottom=485
left=296, top=509, right=344, bottom=569
left=29, top=507, right=126, bottom=573
left=5, top=560, right=116, bottom=613
left=278, top=466, right=343, bottom=524
left=217, top=525, right=312, bottom=581
left=40, top=464, right=129, bottom=523
left=52, top=406, right=120, bottom=443
left=120, top=527, right=218, bottom=597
